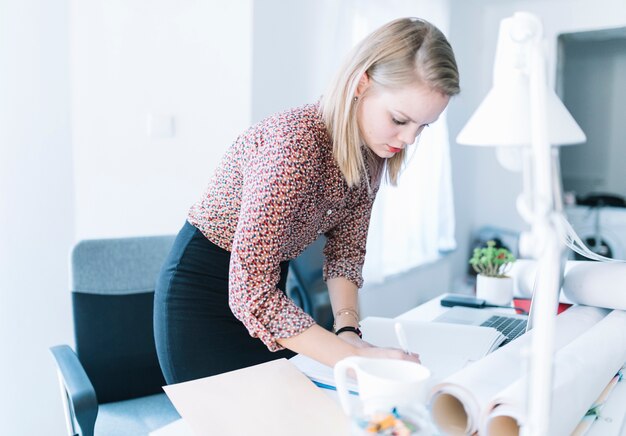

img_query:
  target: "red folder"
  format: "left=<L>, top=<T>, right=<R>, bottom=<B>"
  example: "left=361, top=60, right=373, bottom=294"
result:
left=513, top=298, right=572, bottom=315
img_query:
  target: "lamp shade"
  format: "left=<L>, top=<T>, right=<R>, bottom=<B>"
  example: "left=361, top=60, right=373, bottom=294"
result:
left=456, top=14, right=586, bottom=147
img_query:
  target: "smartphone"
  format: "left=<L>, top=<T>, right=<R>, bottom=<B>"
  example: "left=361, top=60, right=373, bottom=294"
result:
left=440, top=294, right=487, bottom=308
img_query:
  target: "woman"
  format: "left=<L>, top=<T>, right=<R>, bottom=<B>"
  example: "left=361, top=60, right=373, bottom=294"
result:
left=154, top=17, right=460, bottom=384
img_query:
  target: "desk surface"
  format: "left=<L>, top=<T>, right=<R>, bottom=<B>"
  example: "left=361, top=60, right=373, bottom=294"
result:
left=151, top=293, right=626, bottom=436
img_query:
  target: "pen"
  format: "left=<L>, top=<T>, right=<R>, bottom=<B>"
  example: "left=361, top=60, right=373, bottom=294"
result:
left=394, top=322, right=410, bottom=355
left=312, top=380, right=359, bottom=396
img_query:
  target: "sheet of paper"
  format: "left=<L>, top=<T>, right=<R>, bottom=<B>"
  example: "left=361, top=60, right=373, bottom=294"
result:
left=291, top=317, right=503, bottom=394
left=163, top=358, right=349, bottom=436
left=360, top=317, right=505, bottom=385
left=289, top=354, right=358, bottom=393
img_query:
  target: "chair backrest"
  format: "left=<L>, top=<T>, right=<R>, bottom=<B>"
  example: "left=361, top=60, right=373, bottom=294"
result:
left=70, top=235, right=175, bottom=404
left=286, top=236, right=333, bottom=330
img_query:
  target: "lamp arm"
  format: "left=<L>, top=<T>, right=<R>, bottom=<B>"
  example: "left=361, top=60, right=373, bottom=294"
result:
left=522, top=30, right=564, bottom=436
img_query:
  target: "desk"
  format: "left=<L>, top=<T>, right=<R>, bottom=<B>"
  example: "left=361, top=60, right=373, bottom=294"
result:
left=152, top=293, right=626, bottom=436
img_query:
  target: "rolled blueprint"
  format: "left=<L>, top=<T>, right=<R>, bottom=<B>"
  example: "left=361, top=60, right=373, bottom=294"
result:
left=509, top=259, right=539, bottom=298
left=562, top=262, right=626, bottom=310
left=510, top=260, right=626, bottom=310
left=509, top=259, right=581, bottom=302
left=429, top=306, right=608, bottom=435
left=482, top=309, right=626, bottom=435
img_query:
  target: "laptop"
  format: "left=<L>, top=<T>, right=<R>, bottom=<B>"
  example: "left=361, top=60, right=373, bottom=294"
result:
left=434, top=305, right=528, bottom=347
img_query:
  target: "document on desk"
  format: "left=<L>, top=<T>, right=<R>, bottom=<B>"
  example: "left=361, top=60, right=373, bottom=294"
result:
left=360, top=317, right=505, bottom=383
left=163, top=358, right=349, bottom=436
left=290, top=317, right=505, bottom=391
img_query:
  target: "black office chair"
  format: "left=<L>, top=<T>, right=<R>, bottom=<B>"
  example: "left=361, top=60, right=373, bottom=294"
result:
left=50, top=235, right=180, bottom=436
left=286, top=236, right=334, bottom=331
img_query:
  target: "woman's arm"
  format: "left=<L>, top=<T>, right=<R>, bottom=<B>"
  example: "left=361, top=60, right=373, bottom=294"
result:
left=277, top=276, right=420, bottom=366
left=277, top=323, right=420, bottom=367
left=327, top=276, right=369, bottom=348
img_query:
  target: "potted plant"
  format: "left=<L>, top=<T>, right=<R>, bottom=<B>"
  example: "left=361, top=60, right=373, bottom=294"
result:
left=469, top=240, right=516, bottom=305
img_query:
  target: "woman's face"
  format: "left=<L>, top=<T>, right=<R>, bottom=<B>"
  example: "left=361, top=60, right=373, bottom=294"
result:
left=356, top=77, right=450, bottom=159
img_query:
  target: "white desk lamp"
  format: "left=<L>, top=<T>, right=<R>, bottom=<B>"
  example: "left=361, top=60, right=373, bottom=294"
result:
left=456, top=12, right=586, bottom=436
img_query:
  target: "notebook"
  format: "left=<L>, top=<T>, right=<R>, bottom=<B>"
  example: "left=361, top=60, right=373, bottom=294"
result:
left=433, top=306, right=528, bottom=347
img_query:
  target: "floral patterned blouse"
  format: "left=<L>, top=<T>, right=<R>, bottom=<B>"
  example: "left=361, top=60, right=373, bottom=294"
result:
left=187, top=103, right=379, bottom=351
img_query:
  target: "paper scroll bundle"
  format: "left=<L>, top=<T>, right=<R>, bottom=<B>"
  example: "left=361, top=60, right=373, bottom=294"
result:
left=510, top=259, right=626, bottom=310
left=430, top=261, right=626, bottom=435
left=430, top=307, right=626, bottom=435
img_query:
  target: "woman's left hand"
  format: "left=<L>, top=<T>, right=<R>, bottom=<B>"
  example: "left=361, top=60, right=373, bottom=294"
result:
left=337, top=331, right=373, bottom=349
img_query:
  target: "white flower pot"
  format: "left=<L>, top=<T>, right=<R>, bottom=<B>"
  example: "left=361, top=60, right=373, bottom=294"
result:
left=476, top=274, right=513, bottom=306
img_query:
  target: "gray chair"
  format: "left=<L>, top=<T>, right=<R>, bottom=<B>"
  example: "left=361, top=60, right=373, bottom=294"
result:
left=286, top=236, right=333, bottom=331
left=50, top=235, right=180, bottom=436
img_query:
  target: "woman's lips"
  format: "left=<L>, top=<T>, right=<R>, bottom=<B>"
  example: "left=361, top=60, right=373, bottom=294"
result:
left=387, top=145, right=402, bottom=153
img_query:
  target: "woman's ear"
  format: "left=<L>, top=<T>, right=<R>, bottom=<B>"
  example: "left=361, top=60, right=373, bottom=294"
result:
left=355, top=72, right=370, bottom=97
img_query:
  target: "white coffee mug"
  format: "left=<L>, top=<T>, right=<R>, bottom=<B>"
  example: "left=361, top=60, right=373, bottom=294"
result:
left=334, top=356, right=431, bottom=418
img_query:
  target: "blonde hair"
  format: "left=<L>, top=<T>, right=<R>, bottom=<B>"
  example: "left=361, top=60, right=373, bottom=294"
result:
left=320, top=17, right=460, bottom=187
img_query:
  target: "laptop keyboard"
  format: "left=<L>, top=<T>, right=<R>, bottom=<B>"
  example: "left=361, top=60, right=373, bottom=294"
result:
left=481, top=315, right=528, bottom=347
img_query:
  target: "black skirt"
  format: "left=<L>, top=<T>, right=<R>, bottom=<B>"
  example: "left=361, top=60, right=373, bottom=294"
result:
left=154, top=221, right=295, bottom=384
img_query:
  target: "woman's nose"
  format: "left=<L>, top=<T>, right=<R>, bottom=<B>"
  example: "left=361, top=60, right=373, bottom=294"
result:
left=398, top=126, right=424, bottom=145
left=398, top=127, right=420, bottom=146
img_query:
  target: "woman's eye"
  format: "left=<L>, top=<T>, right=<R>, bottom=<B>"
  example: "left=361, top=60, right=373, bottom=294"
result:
left=392, top=118, right=407, bottom=126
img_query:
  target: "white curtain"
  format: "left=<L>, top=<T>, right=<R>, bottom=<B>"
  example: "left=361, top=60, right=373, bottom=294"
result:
left=324, top=0, right=457, bottom=283
left=363, top=116, right=457, bottom=283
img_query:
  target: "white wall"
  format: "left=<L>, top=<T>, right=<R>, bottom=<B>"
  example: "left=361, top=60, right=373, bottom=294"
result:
left=71, top=0, right=253, bottom=239
left=0, top=2, right=74, bottom=435
left=1, top=1, right=253, bottom=434
left=251, top=0, right=353, bottom=122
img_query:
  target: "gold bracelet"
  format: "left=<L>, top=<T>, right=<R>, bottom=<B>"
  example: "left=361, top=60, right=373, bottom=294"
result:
left=334, top=308, right=359, bottom=322
left=333, top=308, right=360, bottom=332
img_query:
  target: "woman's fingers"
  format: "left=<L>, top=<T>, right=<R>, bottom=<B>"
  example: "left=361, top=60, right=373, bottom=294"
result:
left=357, top=346, right=421, bottom=364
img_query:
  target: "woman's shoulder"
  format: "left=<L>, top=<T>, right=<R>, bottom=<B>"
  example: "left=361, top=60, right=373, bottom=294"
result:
left=242, top=102, right=331, bottom=161
left=256, top=103, right=328, bottom=144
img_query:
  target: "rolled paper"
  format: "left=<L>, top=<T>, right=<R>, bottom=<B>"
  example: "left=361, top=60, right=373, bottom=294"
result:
left=508, top=259, right=541, bottom=298
left=481, top=309, right=626, bottom=435
left=509, top=259, right=626, bottom=309
left=428, top=306, right=608, bottom=435
left=563, top=262, right=626, bottom=310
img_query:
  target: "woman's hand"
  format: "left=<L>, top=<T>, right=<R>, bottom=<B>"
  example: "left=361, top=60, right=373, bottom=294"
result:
left=336, top=331, right=373, bottom=349
left=356, top=345, right=421, bottom=364
left=336, top=331, right=421, bottom=364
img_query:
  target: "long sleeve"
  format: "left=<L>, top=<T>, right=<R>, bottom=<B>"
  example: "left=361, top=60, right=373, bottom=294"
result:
left=323, top=180, right=378, bottom=289
left=227, top=127, right=317, bottom=351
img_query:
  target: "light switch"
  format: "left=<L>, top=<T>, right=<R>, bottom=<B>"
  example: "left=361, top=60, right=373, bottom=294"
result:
left=146, top=113, right=176, bottom=138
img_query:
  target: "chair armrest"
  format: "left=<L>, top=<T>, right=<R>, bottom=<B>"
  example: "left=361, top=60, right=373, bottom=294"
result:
left=50, top=345, right=98, bottom=436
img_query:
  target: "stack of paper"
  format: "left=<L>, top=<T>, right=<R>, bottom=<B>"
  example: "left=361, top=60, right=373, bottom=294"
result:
left=289, top=354, right=359, bottom=393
